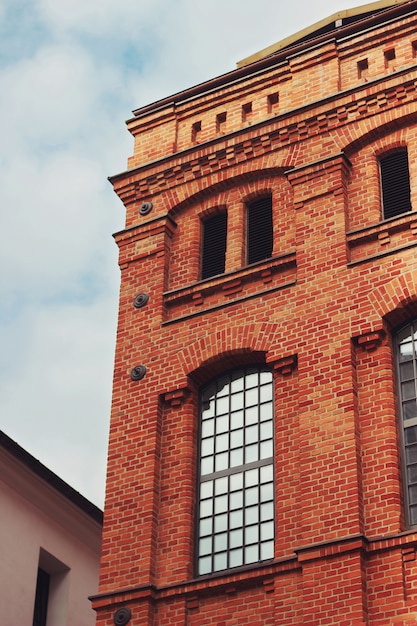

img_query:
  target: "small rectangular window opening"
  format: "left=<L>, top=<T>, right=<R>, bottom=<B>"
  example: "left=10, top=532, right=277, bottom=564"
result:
left=32, top=568, right=50, bottom=626
left=192, top=121, right=202, bottom=143
left=242, top=102, right=252, bottom=123
left=201, top=212, right=227, bottom=280
left=412, top=41, right=417, bottom=58
left=357, top=58, right=369, bottom=80
left=216, top=112, right=227, bottom=134
left=384, top=48, right=396, bottom=70
left=267, top=93, right=279, bottom=114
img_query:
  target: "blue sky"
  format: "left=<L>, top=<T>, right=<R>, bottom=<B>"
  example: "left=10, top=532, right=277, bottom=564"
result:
left=0, top=0, right=365, bottom=507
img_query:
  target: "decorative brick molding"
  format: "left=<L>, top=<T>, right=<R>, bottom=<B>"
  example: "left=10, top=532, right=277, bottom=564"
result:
left=162, top=387, right=190, bottom=407
left=356, top=330, right=386, bottom=352
left=269, top=354, right=298, bottom=376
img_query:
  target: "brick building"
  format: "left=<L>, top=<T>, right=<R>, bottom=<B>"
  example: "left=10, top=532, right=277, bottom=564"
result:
left=92, top=1, right=417, bottom=624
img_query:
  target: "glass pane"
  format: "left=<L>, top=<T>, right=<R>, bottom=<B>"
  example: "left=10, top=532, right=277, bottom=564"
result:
left=400, top=341, right=413, bottom=360
left=245, top=486, right=259, bottom=506
left=216, top=414, right=229, bottom=433
left=200, top=480, right=213, bottom=499
left=400, top=360, right=415, bottom=381
left=405, top=426, right=417, bottom=445
left=260, top=521, right=275, bottom=541
left=246, top=371, right=259, bottom=388
left=245, top=544, right=259, bottom=564
left=229, top=548, right=243, bottom=568
left=230, top=448, right=243, bottom=467
left=245, top=406, right=258, bottom=425
left=214, top=495, right=228, bottom=514
left=260, top=502, right=274, bottom=521
left=246, top=524, right=259, bottom=543
left=246, top=468, right=258, bottom=487
left=214, top=514, right=228, bottom=532
left=201, top=456, right=214, bottom=475
left=406, top=446, right=417, bottom=464
left=199, top=556, right=212, bottom=575
left=200, top=499, right=213, bottom=517
left=230, top=372, right=244, bottom=392
left=231, top=392, right=244, bottom=411
left=201, top=419, right=214, bottom=438
left=245, top=443, right=259, bottom=463
left=410, top=485, right=417, bottom=505
left=230, top=528, right=243, bottom=548
left=214, top=552, right=227, bottom=572
left=260, top=440, right=273, bottom=460
left=201, top=438, right=214, bottom=456
left=216, top=433, right=229, bottom=452
left=215, top=476, right=228, bottom=495
left=215, top=452, right=228, bottom=472
left=230, top=490, right=243, bottom=510
left=230, top=472, right=243, bottom=491
left=398, top=325, right=412, bottom=344
left=260, top=540, right=274, bottom=561
left=404, top=400, right=417, bottom=421
left=260, top=402, right=273, bottom=421
left=230, top=411, right=244, bottom=429
left=245, top=505, right=259, bottom=524
left=260, top=384, right=273, bottom=403
left=199, top=536, right=212, bottom=556
left=214, top=533, right=228, bottom=552
left=216, top=397, right=229, bottom=415
left=230, top=510, right=243, bottom=528
left=410, top=505, right=417, bottom=526
left=261, top=482, right=274, bottom=502
left=260, top=421, right=273, bottom=441
left=246, top=387, right=258, bottom=407
left=200, top=518, right=213, bottom=536
left=402, top=380, right=416, bottom=401
left=230, top=429, right=243, bottom=448
left=259, top=370, right=272, bottom=384
left=246, top=424, right=258, bottom=444
left=260, top=464, right=274, bottom=483
left=217, top=376, right=230, bottom=397
left=407, top=464, right=417, bottom=484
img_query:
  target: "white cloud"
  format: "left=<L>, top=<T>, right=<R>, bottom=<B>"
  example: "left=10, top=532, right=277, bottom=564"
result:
left=0, top=0, right=364, bottom=508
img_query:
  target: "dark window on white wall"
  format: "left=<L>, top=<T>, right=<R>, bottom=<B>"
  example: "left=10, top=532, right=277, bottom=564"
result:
left=247, top=196, right=273, bottom=265
left=32, top=568, right=50, bottom=626
left=396, top=321, right=417, bottom=527
left=380, top=150, right=412, bottom=220
left=201, top=212, right=227, bottom=280
left=196, top=365, right=275, bottom=576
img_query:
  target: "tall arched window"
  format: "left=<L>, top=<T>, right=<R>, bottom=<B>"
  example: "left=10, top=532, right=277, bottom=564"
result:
left=396, top=321, right=417, bottom=526
left=196, top=365, right=275, bottom=576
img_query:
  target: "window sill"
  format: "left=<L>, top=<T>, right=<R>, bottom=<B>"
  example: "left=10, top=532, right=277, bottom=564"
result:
left=347, top=211, right=417, bottom=265
left=163, top=252, right=296, bottom=324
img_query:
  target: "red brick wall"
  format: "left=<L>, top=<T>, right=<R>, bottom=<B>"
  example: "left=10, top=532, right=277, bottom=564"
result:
left=93, top=3, right=417, bottom=625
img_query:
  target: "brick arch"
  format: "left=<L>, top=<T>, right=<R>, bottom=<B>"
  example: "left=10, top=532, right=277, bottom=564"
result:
left=175, top=323, right=278, bottom=383
left=343, top=111, right=417, bottom=157
left=368, top=270, right=417, bottom=328
left=168, top=168, right=288, bottom=219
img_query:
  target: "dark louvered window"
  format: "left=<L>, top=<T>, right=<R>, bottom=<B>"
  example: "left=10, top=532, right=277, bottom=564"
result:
left=201, top=213, right=227, bottom=280
left=247, top=196, right=273, bottom=265
left=380, top=150, right=412, bottom=220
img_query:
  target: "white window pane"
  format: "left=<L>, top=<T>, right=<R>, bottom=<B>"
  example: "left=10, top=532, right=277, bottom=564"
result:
left=260, top=541, right=274, bottom=561
left=245, top=544, right=259, bottom=564
left=214, top=552, right=227, bottom=571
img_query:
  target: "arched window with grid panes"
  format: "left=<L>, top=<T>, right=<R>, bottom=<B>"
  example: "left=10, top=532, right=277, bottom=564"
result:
left=396, top=321, right=417, bottom=527
left=196, top=365, right=275, bottom=576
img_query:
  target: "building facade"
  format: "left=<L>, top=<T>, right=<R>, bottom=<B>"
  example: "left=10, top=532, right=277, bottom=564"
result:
left=94, top=2, right=417, bottom=624
left=0, top=431, right=102, bottom=626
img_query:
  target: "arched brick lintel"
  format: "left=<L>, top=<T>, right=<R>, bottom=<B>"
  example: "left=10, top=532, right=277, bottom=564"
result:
left=175, top=323, right=279, bottom=384
left=368, top=270, right=417, bottom=328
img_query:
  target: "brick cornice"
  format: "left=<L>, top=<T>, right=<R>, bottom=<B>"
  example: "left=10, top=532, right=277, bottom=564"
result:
left=111, top=69, right=417, bottom=205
